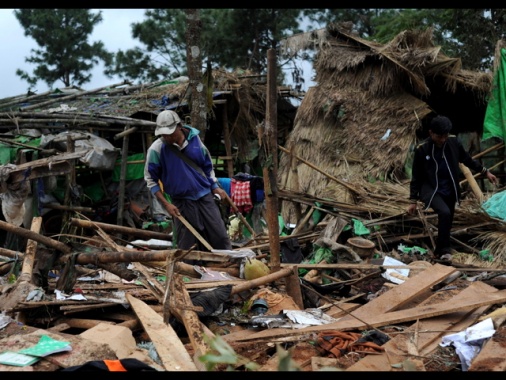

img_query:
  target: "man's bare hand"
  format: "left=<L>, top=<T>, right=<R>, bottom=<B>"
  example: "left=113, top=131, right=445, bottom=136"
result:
left=407, top=202, right=418, bottom=215
left=166, top=203, right=181, bottom=217
left=486, top=170, right=498, bottom=185
left=212, top=187, right=227, bottom=202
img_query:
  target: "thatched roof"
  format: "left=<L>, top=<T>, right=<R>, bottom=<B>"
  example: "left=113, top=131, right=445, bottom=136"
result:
left=279, top=25, right=494, bottom=223
left=0, top=69, right=298, bottom=164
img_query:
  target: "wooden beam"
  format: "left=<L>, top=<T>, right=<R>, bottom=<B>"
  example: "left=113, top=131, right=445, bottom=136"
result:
left=126, top=293, right=198, bottom=371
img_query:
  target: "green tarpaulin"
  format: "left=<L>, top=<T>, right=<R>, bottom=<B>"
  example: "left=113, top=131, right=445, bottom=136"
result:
left=112, top=153, right=145, bottom=182
left=483, top=48, right=506, bottom=141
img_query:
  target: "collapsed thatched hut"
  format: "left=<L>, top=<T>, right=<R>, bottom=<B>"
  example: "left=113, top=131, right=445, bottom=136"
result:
left=279, top=25, right=495, bottom=223
left=0, top=69, right=298, bottom=175
left=0, top=69, right=300, bottom=244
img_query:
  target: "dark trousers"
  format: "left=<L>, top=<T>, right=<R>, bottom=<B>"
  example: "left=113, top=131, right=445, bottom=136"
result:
left=429, top=192, right=456, bottom=255
left=172, top=192, right=232, bottom=252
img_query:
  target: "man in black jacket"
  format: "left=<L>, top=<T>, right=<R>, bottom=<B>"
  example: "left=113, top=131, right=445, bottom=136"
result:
left=407, top=115, right=498, bottom=260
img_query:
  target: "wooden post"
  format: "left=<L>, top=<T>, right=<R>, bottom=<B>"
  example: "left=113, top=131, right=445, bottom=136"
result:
left=284, top=265, right=304, bottom=309
left=142, top=132, right=154, bottom=220
left=19, top=216, right=42, bottom=284
left=260, top=48, right=281, bottom=273
left=222, top=102, right=234, bottom=177
left=288, top=146, right=302, bottom=222
left=117, top=126, right=130, bottom=228
left=62, top=134, right=76, bottom=229
left=15, top=216, right=43, bottom=324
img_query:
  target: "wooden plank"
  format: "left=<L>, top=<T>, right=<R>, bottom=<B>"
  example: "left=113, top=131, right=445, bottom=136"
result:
left=6, top=151, right=88, bottom=185
left=346, top=281, right=497, bottom=371
left=125, top=293, right=197, bottom=371
left=238, top=288, right=506, bottom=343
left=338, top=263, right=456, bottom=321
left=234, top=267, right=503, bottom=343
left=172, top=275, right=210, bottom=371
left=468, top=325, right=506, bottom=371
left=234, top=263, right=454, bottom=343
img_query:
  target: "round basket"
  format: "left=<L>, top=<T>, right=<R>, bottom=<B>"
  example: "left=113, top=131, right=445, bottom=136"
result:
left=347, top=237, right=375, bottom=259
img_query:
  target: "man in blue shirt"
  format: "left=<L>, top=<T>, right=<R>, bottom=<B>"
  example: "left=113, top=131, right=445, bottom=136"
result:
left=144, top=110, right=231, bottom=252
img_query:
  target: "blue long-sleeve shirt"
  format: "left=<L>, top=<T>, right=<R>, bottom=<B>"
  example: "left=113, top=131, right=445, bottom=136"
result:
left=144, top=126, right=219, bottom=200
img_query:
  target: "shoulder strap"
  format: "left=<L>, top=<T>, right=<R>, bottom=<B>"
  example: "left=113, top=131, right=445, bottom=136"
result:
left=167, top=144, right=206, bottom=178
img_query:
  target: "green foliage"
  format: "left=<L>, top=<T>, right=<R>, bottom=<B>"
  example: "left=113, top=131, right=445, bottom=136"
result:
left=199, top=334, right=260, bottom=371
left=14, top=9, right=113, bottom=90
left=441, top=9, right=506, bottom=71
left=275, top=344, right=302, bottom=371
left=371, top=9, right=436, bottom=43
left=198, top=335, right=305, bottom=371
left=106, top=9, right=304, bottom=86
left=105, top=9, right=187, bottom=83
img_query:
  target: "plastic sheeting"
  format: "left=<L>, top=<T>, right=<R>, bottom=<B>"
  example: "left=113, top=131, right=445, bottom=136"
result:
left=482, top=190, right=506, bottom=220
left=0, top=163, right=30, bottom=227
left=39, top=131, right=119, bottom=170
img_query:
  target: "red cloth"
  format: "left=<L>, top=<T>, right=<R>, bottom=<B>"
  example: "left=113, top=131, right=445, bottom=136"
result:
left=231, top=178, right=253, bottom=213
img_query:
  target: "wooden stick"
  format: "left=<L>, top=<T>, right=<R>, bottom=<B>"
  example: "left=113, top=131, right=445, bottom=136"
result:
left=0, top=219, right=71, bottom=254
left=18, top=217, right=43, bottom=284
left=70, top=217, right=170, bottom=241
left=279, top=145, right=359, bottom=193
left=175, top=214, right=214, bottom=251
left=223, top=192, right=256, bottom=237
left=460, top=159, right=505, bottom=186
left=471, top=142, right=505, bottom=160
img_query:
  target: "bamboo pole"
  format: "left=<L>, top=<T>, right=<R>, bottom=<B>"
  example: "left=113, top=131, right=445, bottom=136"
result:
left=70, top=218, right=171, bottom=241
left=460, top=160, right=505, bottom=186
left=222, top=102, right=234, bottom=177
left=279, top=145, right=359, bottom=194
left=231, top=266, right=295, bottom=295
left=471, top=142, right=504, bottom=160
left=20, top=81, right=131, bottom=111
left=116, top=126, right=130, bottom=228
left=18, top=216, right=43, bottom=283
left=459, top=163, right=484, bottom=202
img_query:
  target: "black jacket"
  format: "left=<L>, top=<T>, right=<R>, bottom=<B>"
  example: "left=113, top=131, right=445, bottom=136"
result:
left=409, top=135, right=487, bottom=209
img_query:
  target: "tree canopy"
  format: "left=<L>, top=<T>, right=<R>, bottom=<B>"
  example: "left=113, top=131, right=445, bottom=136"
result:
left=14, top=9, right=113, bottom=90
left=105, top=9, right=303, bottom=85
left=305, top=8, right=506, bottom=71
left=14, top=9, right=506, bottom=94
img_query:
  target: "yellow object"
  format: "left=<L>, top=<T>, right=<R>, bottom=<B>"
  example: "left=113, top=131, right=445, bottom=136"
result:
left=478, top=306, right=506, bottom=321
left=228, top=216, right=242, bottom=240
left=244, top=258, right=270, bottom=280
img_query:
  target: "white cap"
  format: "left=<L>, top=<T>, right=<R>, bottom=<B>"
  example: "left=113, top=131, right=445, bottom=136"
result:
left=155, top=110, right=181, bottom=136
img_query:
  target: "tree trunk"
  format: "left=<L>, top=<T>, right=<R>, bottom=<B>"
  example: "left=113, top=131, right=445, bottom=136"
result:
left=185, top=9, right=206, bottom=138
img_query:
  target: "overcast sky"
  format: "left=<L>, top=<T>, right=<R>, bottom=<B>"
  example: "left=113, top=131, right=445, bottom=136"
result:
left=0, top=9, right=315, bottom=100
left=0, top=9, right=150, bottom=99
